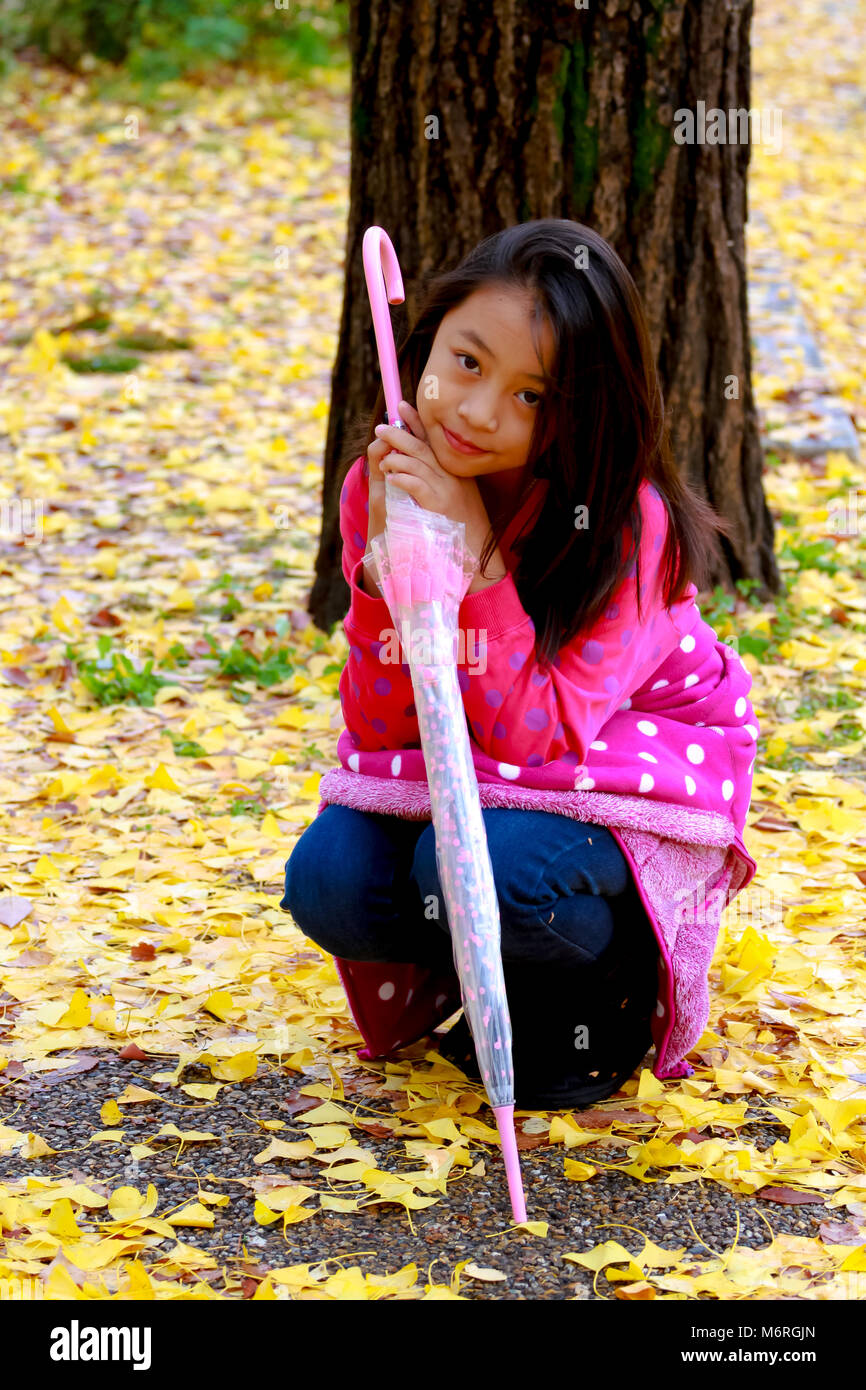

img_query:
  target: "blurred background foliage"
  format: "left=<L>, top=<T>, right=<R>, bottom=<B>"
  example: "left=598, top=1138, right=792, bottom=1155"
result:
left=0, top=0, right=350, bottom=93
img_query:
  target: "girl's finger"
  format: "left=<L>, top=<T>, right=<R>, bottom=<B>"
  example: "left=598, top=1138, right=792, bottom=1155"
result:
left=376, top=420, right=419, bottom=452
left=397, top=400, right=429, bottom=443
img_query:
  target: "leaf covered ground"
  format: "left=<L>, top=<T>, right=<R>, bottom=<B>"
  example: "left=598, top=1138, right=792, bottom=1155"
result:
left=0, top=1, right=865, bottom=1300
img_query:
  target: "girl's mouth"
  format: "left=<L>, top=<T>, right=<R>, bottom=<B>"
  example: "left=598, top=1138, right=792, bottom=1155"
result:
left=441, top=423, right=488, bottom=455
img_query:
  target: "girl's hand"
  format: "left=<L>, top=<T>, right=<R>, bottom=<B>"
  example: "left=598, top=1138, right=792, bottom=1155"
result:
left=375, top=400, right=487, bottom=531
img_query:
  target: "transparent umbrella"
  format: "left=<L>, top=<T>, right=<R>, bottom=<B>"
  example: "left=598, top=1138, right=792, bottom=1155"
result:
left=361, top=225, right=527, bottom=1224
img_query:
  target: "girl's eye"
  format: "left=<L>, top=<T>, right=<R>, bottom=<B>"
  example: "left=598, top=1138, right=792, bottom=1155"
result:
left=454, top=352, right=543, bottom=408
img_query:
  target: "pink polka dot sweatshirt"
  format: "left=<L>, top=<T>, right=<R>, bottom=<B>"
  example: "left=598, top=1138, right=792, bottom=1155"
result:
left=314, top=453, right=760, bottom=1083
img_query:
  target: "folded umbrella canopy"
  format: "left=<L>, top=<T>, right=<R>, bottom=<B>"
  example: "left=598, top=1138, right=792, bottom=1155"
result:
left=360, top=225, right=527, bottom=1224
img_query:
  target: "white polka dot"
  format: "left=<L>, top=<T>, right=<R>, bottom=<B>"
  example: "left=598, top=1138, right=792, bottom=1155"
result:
left=748, top=759, right=755, bottom=776
left=686, top=744, right=705, bottom=764
left=734, top=697, right=747, bottom=718
left=710, top=726, right=725, bottom=736
left=744, top=724, right=759, bottom=740
left=619, top=698, right=632, bottom=711
left=590, top=740, right=608, bottom=750
left=348, top=753, right=360, bottom=772
left=651, top=679, right=669, bottom=690
left=390, top=754, right=402, bottom=776
left=695, top=722, right=706, bottom=727
left=574, top=776, right=595, bottom=791
left=685, top=775, right=696, bottom=795
left=637, top=720, right=658, bottom=737
left=638, top=773, right=654, bottom=793
left=406, top=988, right=414, bottom=1005
left=497, top=762, right=521, bottom=779
left=378, top=981, right=395, bottom=1001
left=638, top=751, right=658, bottom=763
left=435, top=994, right=447, bottom=1008
left=680, top=634, right=696, bottom=653
left=684, top=674, right=699, bottom=688
left=655, top=999, right=665, bottom=1017
left=721, top=780, right=734, bottom=801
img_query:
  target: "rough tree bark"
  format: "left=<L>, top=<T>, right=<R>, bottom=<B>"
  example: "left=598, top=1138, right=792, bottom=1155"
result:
left=308, top=0, right=780, bottom=632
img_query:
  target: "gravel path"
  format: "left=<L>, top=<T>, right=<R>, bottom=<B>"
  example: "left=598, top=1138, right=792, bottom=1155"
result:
left=0, top=1050, right=838, bottom=1300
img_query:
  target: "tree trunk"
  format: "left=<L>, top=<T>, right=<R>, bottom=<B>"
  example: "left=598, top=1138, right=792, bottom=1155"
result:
left=308, top=0, right=780, bottom=632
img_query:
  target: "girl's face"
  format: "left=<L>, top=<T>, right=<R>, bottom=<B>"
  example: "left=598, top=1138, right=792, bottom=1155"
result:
left=416, top=285, right=555, bottom=491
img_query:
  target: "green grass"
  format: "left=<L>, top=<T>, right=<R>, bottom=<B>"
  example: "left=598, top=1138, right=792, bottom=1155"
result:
left=67, top=635, right=174, bottom=707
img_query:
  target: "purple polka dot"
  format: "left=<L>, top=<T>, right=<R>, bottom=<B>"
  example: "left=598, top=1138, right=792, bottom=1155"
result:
left=531, top=671, right=545, bottom=687
left=341, top=486, right=347, bottom=505
left=581, top=639, right=605, bottom=665
left=554, top=721, right=564, bottom=739
left=470, top=719, right=485, bottom=739
left=621, top=628, right=632, bottom=648
left=605, top=603, right=620, bottom=620
left=561, top=749, right=579, bottom=766
left=352, top=683, right=360, bottom=699
left=653, top=532, right=662, bottom=552
left=364, top=499, right=368, bottom=514
left=457, top=669, right=470, bottom=693
left=527, top=754, right=543, bottom=768
left=353, top=530, right=364, bottom=550
left=400, top=662, right=410, bottom=677
left=370, top=640, right=384, bottom=659
left=603, top=675, right=619, bottom=694
left=349, top=730, right=361, bottom=747
left=371, top=717, right=387, bottom=734
left=525, top=708, right=549, bottom=731
left=350, top=645, right=363, bottom=663
left=493, top=721, right=506, bottom=739
left=373, top=676, right=391, bottom=696
left=485, top=689, right=503, bottom=708
left=404, top=702, right=416, bottom=718
left=509, top=651, right=527, bottom=670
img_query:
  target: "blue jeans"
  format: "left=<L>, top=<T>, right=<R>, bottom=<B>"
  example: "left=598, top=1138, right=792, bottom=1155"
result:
left=280, top=805, right=659, bottom=1106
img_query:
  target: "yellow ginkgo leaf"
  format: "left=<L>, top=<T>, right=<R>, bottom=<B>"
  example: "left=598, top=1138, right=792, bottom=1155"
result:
left=115, top=1085, right=162, bottom=1105
left=100, top=1099, right=123, bottom=1126
left=167, top=1203, right=214, bottom=1229
left=210, top=1051, right=258, bottom=1082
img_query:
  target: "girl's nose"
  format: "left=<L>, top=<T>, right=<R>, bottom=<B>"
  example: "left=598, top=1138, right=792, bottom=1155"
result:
left=459, top=408, right=496, bottom=433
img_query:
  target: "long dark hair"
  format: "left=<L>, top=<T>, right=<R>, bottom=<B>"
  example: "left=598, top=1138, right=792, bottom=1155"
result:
left=340, top=218, right=733, bottom=670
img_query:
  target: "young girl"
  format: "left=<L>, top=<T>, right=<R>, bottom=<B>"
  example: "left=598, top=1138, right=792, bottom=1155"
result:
left=281, top=218, right=759, bottom=1109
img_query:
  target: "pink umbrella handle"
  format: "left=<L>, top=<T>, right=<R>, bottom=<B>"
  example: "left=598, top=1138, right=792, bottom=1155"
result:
left=363, top=227, right=407, bottom=426
left=494, top=1105, right=527, bottom=1225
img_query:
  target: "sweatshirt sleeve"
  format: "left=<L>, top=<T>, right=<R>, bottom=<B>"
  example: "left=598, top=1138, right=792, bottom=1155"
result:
left=454, top=482, right=690, bottom=767
left=337, top=454, right=421, bottom=752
